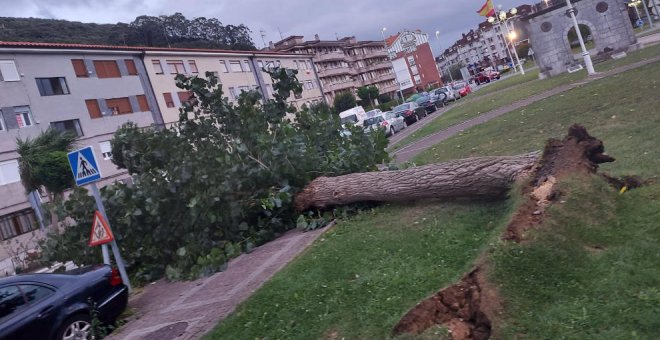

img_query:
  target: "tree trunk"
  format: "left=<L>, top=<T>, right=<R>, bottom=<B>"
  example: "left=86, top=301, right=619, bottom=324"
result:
left=294, top=152, right=540, bottom=211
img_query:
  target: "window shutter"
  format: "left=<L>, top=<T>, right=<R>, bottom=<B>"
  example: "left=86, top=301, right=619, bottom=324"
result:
left=137, top=95, right=150, bottom=112
left=125, top=59, right=138, bottom=75
left=0, top=60, right=20, bottom=81
left=1, top=107, right=18, bottom=129
left=93, top=61, right=107, bottom=78
left=85, top=99, right=102, bottom=119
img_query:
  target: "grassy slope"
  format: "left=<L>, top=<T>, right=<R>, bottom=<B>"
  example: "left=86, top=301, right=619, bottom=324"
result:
left=207, top=54, right=660, bottom=339
left=205, top=201, right=511, bottom=339
left=391, top=43, right=660, bottom=152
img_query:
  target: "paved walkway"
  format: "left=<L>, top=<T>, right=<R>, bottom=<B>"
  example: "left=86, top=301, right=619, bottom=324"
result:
left=108, top=227, right=328, bottom=340
left=391, top=54, right=660, bottom=163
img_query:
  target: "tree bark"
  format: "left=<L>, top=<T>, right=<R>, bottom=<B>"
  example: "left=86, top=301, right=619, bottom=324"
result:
left=294, top=152, right=540, bottom=212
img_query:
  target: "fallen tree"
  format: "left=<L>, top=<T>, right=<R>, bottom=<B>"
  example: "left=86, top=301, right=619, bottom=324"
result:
left=295, top=125, right=614, bottom=212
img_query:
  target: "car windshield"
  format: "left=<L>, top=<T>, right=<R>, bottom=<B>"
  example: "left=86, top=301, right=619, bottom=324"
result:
left=415, top=96, right=430, bottom=104
left=340, top=114, right=358, bottom=124
left=393, top=103, right=410, bottom=112
left=384, top=112, right=396, bottom=119
left=363, top=116, right=384, bottom=126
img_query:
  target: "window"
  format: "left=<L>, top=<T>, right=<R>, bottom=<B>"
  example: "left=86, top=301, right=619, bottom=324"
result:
left=20, top=285, right=54, bottom=305
left=0, top=114, right=4, bottom=131
left=257, top=60, right=264, bottom=69
left=14, top=106, right=33, bottom=128
left=0, top=160, right=20, bottom=186
left=238, top=86, right=250, bottom=93
left=229, top=61, right=242, bottom=73
left=105, top=97, right=132, bottom=115
left=137, top=95, right=150, bottom=112
left=36, top=77, right=70, bottom=96
left=71, top=59, right=88, bottom=77
left=242, top=61, right=251, bottom=72
left=167, top=60, right=186, bottom=74
left=177, top=91, right=193, bottom=106
left=219, top=60, right=229, bottom=73
left=0, top=286, right=26, bottom=322
left=85, top=99, right=102, bottom=119
left=124, top=59, right=138, bottom=75
left=304, top=80, right=314, bottom=90
left=93, top=60, right=121, bottom=78
left=50, top=119, right=83, bottom=137
left=99, top=141, right=112, bottom=160
left=0, top=60, right=20, bottom=81
left=152, top=60, right=164, bottom=74
left=188, top=61, right=199, bottom=74
left=163, top=93, right=175, bottom=108
left=0, top=209, right=38, bottom=241
left=228, top=87, right=237, bottom=101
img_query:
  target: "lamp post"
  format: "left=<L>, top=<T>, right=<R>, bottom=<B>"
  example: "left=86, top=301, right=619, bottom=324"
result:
left=565, top=0, right=596, bottom=75
left=381, top=27, right=405, bottom=103
left=629, top=0, right=653, bottom=29
left=435, top=30, right=454, bottom=84
left=488, top=7, right=524, bottom=75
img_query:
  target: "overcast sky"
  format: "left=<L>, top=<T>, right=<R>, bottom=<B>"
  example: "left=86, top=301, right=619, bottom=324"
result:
left=2, top=0, right=526, bottom=55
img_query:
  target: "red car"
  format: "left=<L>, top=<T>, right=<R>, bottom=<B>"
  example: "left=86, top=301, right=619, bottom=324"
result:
left=452, top=82, right=472, bottom=97
left=473, top=70, right=500, bottom=85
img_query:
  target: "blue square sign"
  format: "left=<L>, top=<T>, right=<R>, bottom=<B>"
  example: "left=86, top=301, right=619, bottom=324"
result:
left=67, top=146, right=102, bottom=186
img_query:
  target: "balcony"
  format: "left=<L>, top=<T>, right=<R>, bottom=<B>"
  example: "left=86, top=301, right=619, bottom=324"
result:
left=317, top=67, right=356, bottom=78
left=352, top=49, right=388, bottom=61
left=316, top=52, right=348, bottom=62
left=357, top=62, right=393, bottom=73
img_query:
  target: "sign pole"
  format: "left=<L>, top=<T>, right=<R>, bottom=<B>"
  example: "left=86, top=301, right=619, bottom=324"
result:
left=90, top=182, right=132, bottom=293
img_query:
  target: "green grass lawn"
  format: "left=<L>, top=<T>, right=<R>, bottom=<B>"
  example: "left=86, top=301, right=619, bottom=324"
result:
left=206, top=52, right=660, bottom=339
left=205, top=201, right=511, bottom=339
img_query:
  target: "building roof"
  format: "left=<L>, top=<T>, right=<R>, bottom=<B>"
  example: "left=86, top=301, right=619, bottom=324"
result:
left=385, top=34, right=399, bottom=46
left=0, top=41, right=308, bottom=56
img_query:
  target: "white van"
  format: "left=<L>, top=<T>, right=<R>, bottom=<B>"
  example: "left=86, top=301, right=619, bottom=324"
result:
left=339, top=106, right=368, bottom=126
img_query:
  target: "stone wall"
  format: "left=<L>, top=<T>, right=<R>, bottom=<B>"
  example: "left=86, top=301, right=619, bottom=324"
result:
left=524, top=0, right=637, bottom=77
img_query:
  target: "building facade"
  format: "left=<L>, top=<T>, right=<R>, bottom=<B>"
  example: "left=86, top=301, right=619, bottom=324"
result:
left=270, top=35, right=398, bottom=103
left=437, top=5, right=534, bottom=76
left=385, top=30, right=442, bottom=94
left=143, top=49, right=324, bottom=124
left=0, top=42, right=324, bottom=275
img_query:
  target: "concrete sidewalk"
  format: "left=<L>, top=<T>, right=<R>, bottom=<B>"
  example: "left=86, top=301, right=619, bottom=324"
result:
left=107, top=227, right=327, bottom=340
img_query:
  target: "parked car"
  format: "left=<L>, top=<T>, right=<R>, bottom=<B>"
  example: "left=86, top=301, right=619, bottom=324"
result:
left=472, top=70, right=501, bottom=85
left=414, top=94, right=439, bottom=113
left=435, top=86, right=461, bottom=102
left=0, top=265, right=129, bottom=340
left=363, top=115, right=386, bottom=134
left=381, top=111, right=406, bottom=136
left=392, top=102, right=427, bottom=125
left=365, top=108, right=383, bottom=118
left=453, top=82, right=472, bottom=97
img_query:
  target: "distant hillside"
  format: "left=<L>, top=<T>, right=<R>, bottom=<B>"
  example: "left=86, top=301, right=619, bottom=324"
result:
left=0, top=13, right=256, bottom=51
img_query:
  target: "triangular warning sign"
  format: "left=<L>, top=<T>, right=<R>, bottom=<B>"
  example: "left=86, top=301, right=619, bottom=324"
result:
left=89, top=211, right=114, bottom=246
left=77, top=153, right=99, bottom=180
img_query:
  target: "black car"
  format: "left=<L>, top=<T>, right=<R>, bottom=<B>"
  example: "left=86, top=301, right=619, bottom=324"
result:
left=415, top=94, right=443, bottom=113
left=392, top=102, right=427, bottom=125
left=0, top=265, right=128, bottom=340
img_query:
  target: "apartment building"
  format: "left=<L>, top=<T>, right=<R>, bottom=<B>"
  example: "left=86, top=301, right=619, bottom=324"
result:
left=0, top=42, right=163, bottom=274
left=143, top=49, right=324, bottom=124
left=437, top=5, right=534, bottom=75
left=0, top=42, right=323, bottom=275
left=385, top=30, right=442, bottom=94
left=270, top=35, right=398, bottom=103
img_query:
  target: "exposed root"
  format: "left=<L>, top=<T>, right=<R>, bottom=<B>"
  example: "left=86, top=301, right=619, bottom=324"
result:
left=392, top=267, right=498, bottom=340
left=394, top=125, right=616, bottom=338
left=600, top=174, right=645, bottom=191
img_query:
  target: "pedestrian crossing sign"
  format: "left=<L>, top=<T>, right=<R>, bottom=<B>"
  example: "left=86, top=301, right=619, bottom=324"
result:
left=67, top=146, right=102, bottom=186
left=89, top=211, right=114, bottom=246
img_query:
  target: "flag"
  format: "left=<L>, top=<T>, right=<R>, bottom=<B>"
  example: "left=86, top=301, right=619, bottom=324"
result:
left=477, top=0, right=495, bottom=17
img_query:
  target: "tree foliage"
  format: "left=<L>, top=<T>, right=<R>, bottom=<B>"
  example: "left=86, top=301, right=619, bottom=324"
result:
left=333, top=92, right=357, bottom=113
left=40, top=68, right=388, bottom=282
left=357, top=86, right=380, bottom=107
left=16, top=129, right=76, bottom=196
left=0, top=13, right=255, bottom=50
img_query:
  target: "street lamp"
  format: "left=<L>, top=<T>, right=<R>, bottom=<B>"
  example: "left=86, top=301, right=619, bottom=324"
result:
left=434, top=30, right=454, bottom=84
left=380, top=27, right=405, bottom=103
left=565, top=0, right=595, bottom=74
left=488, top=7, right=524, bottom=75
left=628, top=0, right=654, bottom=29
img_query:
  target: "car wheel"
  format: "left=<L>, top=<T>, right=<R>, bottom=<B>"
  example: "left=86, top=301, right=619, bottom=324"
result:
left=390, top=126, right=395, bottom=135
left=432, top=104, right=437, bottom=112
left=415, top=114, right=420, bottom=122
left=57, top=314, right=91, bottom=340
